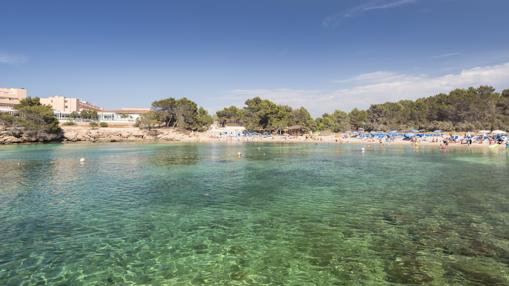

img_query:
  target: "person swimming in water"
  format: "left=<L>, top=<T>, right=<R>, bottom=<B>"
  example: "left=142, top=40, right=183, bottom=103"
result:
left=440, top=138, right=449, bottom=150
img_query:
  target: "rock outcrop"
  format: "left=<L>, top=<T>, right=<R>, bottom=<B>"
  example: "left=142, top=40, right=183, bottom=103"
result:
left=0, top=126, right=63, bottom=144
left=61, top=127, right=204, bottom=143
left=0, top=125, right=209, bottom=144
left=62, top=128, right=152, bottom=142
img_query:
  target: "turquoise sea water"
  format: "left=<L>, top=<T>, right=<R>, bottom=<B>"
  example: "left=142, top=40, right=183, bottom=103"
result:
left=0, top=143, right=508, bottom=285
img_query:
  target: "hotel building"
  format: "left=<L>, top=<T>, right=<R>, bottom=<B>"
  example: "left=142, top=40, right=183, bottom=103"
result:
left=0, top=88, right=27, bottom=112
left=40, top=96, right=102, bottom=113
left=1, top=88, right=150, bottom=125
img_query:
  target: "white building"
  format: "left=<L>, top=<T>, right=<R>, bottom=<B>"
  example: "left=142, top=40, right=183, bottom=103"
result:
left=55, top=107, right=150, bottom=124
left=98, top=108, right=150, bottom=123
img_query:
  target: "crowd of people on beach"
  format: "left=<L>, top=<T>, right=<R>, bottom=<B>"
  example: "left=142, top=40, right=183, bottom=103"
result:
left=211, top=127, right=509, bottom=150
left=343, top=130, right=509, bottom=150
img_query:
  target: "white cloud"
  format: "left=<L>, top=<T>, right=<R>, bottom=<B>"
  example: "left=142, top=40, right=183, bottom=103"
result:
left=323, top=0, right=418, bottom=27
left=359, top=0, right=417, bottom=11
left=333, top=71, right=414, bottom=84
left=431, top=52, right=461, bottom=59
left=229, top=62, right=509, bottom=116
left=0, top=52, right=27, bottom=64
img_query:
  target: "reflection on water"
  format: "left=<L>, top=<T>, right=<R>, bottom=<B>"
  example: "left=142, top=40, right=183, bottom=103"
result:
left=151, top=144, right=200, bottom=166
left=0, top=143, right=508, bottom=285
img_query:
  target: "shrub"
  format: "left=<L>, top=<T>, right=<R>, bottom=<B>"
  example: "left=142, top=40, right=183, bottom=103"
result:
left=14, top=98, right=62, bottom=134
left=89, top=122, right=98, bottom=128
left=62, top=121, right=76, bottom=126
left=99, top=122, right=108, bottom=127
left=0, top=112, right=15, bottom=126
left=80, top=109, right=99, bottom=120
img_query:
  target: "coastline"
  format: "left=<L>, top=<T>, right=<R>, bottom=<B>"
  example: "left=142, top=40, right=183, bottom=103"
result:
left=1, top=125, right=507, bottom=151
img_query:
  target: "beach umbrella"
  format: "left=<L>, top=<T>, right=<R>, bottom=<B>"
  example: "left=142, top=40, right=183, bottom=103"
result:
left=478, top=130, right=490, bottom=134
left=492, top=130, right=507, bottom=135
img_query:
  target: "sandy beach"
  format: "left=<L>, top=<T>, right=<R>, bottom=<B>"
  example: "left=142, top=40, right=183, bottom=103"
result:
left=56, top=126, right=509, bottom=151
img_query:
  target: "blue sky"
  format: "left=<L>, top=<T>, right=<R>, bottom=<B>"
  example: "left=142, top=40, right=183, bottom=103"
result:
left=1, top=0, right=509, bottom=115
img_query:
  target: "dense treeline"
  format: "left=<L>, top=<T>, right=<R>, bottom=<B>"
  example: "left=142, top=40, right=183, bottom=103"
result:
left=214, top=86, right=509, bottom=132
left=217, top=97, right=315, bottom=133
left=0, top=97, right=61, bottom=134
left=3, top=86, right=507, bottom=134
left=364, top=86, right=509, bottom=131
left=137, top=97, right=212, bottom=131
left=136, top=86, right=509, bottom=132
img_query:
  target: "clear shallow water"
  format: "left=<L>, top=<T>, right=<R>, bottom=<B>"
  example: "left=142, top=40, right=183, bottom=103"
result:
left=0, top=143, right=508, bottom=285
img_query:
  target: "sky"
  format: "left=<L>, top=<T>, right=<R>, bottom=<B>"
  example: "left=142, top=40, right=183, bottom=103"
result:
left=1, top=0, right=509, bottom=116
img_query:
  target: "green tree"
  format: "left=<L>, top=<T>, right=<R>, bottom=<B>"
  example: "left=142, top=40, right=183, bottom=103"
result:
left=357, top=86, right=509, bottom=131
left=216, top=106, right=245, bottom=127
left=289, top=107, right=316, bottom=131
left=194, top=107, right=213, bottom=131
left=136, top=111, right=161, bottom=130
left=243, top=97, right=278, bottom=131
left=69, top=111, right=79, bottom=120
left=149, top=97, right=212, bottom=131
left=349, top=108, right=368, bottom=130
left=60, top=85, right=509, bottom=134
left=317, top=110, right=350, bottom=132
left=173, top=97, right=200, bottom=129
left=12, top=97, right=61, bottom=134
left=152, top=98, right=178, bottom=127
left=80, top=109, right=98, bottom=121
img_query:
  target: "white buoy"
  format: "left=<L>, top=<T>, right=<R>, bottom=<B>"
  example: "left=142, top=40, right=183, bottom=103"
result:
left=361, top=147, right=365, bottom=152
left=237, top=152, right=242, bottom=158
left=80, top=158, right=86, bottom=163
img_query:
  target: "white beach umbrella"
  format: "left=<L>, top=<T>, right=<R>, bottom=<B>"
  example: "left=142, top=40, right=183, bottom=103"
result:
left=478, top=130, right=490, bottom=135
left=491, top=130, right=507, bottom=135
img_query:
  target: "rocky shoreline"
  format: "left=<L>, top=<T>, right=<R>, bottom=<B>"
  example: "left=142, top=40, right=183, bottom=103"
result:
left=0, top=126, right=62, bottom=144
left=0, top=126, right=210, bottom=144
left=0, top=126, right=315, bottom=144
left=62, top=127, right=156, bottom=143
left=1, top=126, right=506, bottom=150
left=60, top=127, right=206, bottom=143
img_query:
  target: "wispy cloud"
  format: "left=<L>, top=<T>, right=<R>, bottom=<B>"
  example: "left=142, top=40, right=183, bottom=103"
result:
left=431, top=52, right=461, bottom=59
left=229, top=62, right=509, bottom=116
left=359, top=0, right=417, bottom=11
left=333, top=71, right=412, bottom=84
left=323, top=0, right=418, bottom=27
left=0, top=52, right=27, bottom=64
